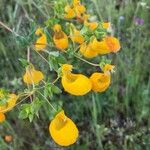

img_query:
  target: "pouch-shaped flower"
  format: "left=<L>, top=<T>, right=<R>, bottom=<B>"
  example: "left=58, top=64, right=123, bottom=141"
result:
left=90, top=64, right=115, bottom=92
left=70, top=26, right=84, bottom=44
left=91, top=36, right=121, bottom=54
left=64, top=5, right=76, bottom=19
left=49, top=110, right=79, bottom=146
left=90, top=73, right=111, bottom=92
left=61, top=64, right=92, bottom=96
left=23, top=65, right=44, bottom=85
left=35, top=28, right=47, bottom=51
left=80, top=42, right=98, bottom=58
left=53, top=24, right=69, bottom=50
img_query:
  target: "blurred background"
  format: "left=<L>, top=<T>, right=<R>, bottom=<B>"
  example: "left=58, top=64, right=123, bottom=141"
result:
left=0, top=0, right=149, bottom=149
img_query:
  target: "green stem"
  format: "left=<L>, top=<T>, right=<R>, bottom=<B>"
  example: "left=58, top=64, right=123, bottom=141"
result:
left=37, top=91, right=57, bottom=112
left=74, top=54, right=100, bottom=67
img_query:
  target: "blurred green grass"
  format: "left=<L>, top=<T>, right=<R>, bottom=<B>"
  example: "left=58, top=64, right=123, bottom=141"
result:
left=0, top=0, right=149, bottom=149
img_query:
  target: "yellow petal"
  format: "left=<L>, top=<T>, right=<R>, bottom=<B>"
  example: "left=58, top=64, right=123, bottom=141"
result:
left=6, top=94, right=17, bottom=112
left=73, top=0, right=80, bottom=5
left=80, top=42, right=98, bottom=58
left=0, top=94, right=17, bottom=113
left=105, top=36, right=121, bottom=52
left=35, top=28, right=47, bottom=51
left=53, top=25, right=68, bottom=50
left=49, top=110, right=79, bottom=146
left=61, top=64, right=92, bottom=96
left=102, top=64, right=115, bottom=73
left=70, top=28, right=84, bottom=44
left=90, top=73, right=110, bottom=92
left=23, top=66, right=44, bottom=84
left=62, top=64, right=73, bottom=74
left=53, top=33, right=69, bottom=50
left=91, top=38, right=111, bottom=55
left=53, top=24, right=62, bottom=32
left=64, top=5, right=76, bottom=19
left=84, top=21, right=98, bottom=30
left=102, top=22, right=111, bottom=29
left=75, top=5, right=86, bottom=16
left=0, top=113, right=5, bottom=123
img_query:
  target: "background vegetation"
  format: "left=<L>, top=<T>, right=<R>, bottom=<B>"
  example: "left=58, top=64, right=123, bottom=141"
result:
left=0, top=0, right=149, bottom=149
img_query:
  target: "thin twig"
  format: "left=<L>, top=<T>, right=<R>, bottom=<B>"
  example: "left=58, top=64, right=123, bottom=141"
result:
left=27, top=47, right=30, bottom=62
left=74, top=54, right=100, bottom=67
left=0, top=21, right=20, bottom=37
left=37, top=91, right=57, bottom=112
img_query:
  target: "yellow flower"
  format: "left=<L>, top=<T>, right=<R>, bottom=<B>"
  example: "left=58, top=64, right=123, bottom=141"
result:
left=49, top=110, right=79, bottom=146
left=90, top=64, right=115, bottom=92
left=35, top=28, right=47, bottom=51
left=61, top=64, right=92, bottom=96
left=70, top=25, right=84, bottom=44
left=105, top=36, right=121, bottom=53
left=84, top=21, right=98, bottom=30
left=91, top=38, right=111, bottom=55
left=90, top=73, right=111, bottom=92
left=53, top=24, right=69, bottom=50
left=73, top=0, right=80, bottom=5
left=91, top=36, right=121, bottom=54
left=102, top=64, right=115, bottom=73
left=23, top=65, right=44, bottom=85
left=0, top=113, right=5, bottom=123
left=83, top=14, right=98, bottom=30
left=80, top=42, right=98, bottom=58
left=73, top=0, right=86, bottom=17
left=102, top=22, right=111, bottom=30
left=64, top=5, right=76, bottom=19
left=0, top=93, right=18, bottom=113
left=64, top=0, right=86, bottom=20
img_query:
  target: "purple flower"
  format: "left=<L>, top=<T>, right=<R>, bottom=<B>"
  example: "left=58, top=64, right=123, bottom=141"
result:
left=134, top=17, right=144, bottom=26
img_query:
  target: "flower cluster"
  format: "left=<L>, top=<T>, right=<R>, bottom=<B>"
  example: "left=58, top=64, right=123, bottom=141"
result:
left=0, top=0, right=121, bottom=147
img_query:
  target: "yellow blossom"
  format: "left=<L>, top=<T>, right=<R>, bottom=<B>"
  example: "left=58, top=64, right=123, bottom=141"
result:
left=35, top=28, right=47, bottom=51
left=102, top=22, right=111, bottom=29
left=53, top=24, right=69, bottom=50
left=83, top=14, right=98, bottom=30
left=70, top=25, right=84, bottom=44
left=80, top=42, right=98, bottom=58
left=64, top=0, right=86, bottom=20
left=0, top=113, right=5, bottom=123
left=105, top=36, right=121, bottom=53
left=49, top=110, right=79, bottom=146
left=90, top=72, right=111, bottom=92
left=90, top=64, right=115, bottom=92
left=84, top=20, right=98, bottom=30
left=91, top=36, right=121, bottom=54
left=91, top=38, right=111, bottom=54
left=0, top=92, right=17, bottom=120
left=64, top=5, right=76, bottom=19
left=61, top=64, right=92, bottom=96
left=23, top=65, right=44, bottom=85
left=73, top=0, right=86, bottom=17
left=102, top=64, right=115, bottom=73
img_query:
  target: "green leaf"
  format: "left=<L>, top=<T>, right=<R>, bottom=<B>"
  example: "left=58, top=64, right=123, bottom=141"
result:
left=18, top=58, right=30, bottom=67
left=44, top=84, right=53, bottom=98
left=29, top=114, right=34, bottom=122
left=51, top=85, right=62, bottom=94
left=19, top=110, right=28, bottom=119
left=19, top=98, right=43, bottom=122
